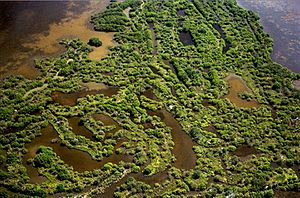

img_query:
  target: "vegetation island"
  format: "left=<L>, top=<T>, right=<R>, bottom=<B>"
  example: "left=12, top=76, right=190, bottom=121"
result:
left=0, top=0, right=299, bottom=197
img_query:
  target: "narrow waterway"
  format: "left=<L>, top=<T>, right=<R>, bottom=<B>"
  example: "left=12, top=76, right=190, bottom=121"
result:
left=148, top=22, right=158, bottom=55
left=24, top=124, right=129, bottom=182
left=148, top=110, right=197, bottom=170
left=51, top=86, right=119, bottom=106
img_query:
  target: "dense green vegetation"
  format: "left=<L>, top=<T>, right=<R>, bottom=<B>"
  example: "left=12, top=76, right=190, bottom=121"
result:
left=0, top=0, right=299, bottom=197
left=88, top=37, right=102, bottom=47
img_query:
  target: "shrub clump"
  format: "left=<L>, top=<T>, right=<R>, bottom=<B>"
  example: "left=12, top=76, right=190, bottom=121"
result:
left=88, top=38, right=102, bottom=47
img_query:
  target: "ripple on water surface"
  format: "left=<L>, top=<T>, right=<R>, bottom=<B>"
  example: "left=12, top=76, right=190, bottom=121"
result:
left=236, top=0, right=300, bottom=73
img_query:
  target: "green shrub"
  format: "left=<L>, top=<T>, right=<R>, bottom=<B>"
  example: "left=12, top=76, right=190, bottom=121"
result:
left=88, top=38, right=102, bottom=47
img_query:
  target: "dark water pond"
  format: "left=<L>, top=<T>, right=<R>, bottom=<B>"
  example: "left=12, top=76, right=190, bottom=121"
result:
left=177, top=9, right=185, bottom=16
left=213, top=24, right=231, bottom=53
left=204, top=125, right=218, bottom=136
left=231, top=145, right=259, bottom=162
left=163, top=60, right=177, bottom=74
left=143, top=89, right=158, bottom=101
left=237, top=0, right=300, bottom=73
left=179, top=31, right=194, bottom=46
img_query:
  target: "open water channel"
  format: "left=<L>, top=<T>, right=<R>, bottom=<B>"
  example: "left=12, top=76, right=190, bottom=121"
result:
left=0, top=0, right=299, bottom=197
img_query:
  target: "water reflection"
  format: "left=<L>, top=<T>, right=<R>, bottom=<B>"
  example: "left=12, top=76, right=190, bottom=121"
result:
left=236, top=0, right=300, bottom=73
left=0, top=0, right=112, bottom=79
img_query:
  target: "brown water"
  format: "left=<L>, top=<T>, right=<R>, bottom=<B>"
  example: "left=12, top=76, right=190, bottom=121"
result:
left=225, top=74, right=260, bottom=108
left=163, top=60, right=176, bottom=74
left=202, top=99, right=212, bottom=108
left=273, top=191, right=300, bottom=198
left=96, top=165, right=169, bottom=197
left=80, top=82, right=109, bottom=91
left=204, top=125, right=219, bottom=137
left=143, top=89, right=158, bottom=101
left=93, top=114, right=121, bottom=136
left=236, top=0, right=300, bottom=73
left=24, top=125, right=130, bottom=183
left=149, top=23, right=158, bottom=55
left=149, top=110, right=197, bottom=170
left=93, top=114, right=118, bottom=126
left=95, top=106, right=197, bottom=195
left=51, top=86, right=119, bottom=106
left=231, top=145, right=259, bottom=162
left=0, top=0, right=113, bottom=79
left=68, top=116, right=93, bottom=139
left=143, top=122, right=154, bottom=129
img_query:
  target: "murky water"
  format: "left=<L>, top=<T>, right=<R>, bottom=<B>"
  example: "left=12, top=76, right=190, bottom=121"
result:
left=142, top=90, right=196, bottom=169
left=143, top=89, right=159, bottom=101
left=273, top=191, right=300, bottom=198
left=93, top=114, right=121, bottom=136
left=97, top=169, right=169, bottom=197
left=236, top=0, right=300, bottom=73
left=0, top=0, right=112, bottom=79
left=149, top=23, right=158, bottom=55
left=231, top=145, right=259, bottom=162
left=179, top=31, right=194, bottom=46
left=204, top=125, right=219, bottom=137
left=0, top=1, right=80, bottom=79
left=148, top=110, right=197, bottom=170
left=68, top=116, right=93, bottom=139
left=93, top=114, right=118, bottom=126
left=163, top=60, right=176, bottom=74
left=177, top=9, right=185, bottom=16
left=24, top=124, right=129, bottom=183
left=51, top=86, right=119, bottom=106
left=213, top=24, right=231, bottom=54
left=225, top=74, right=260, bottom=108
